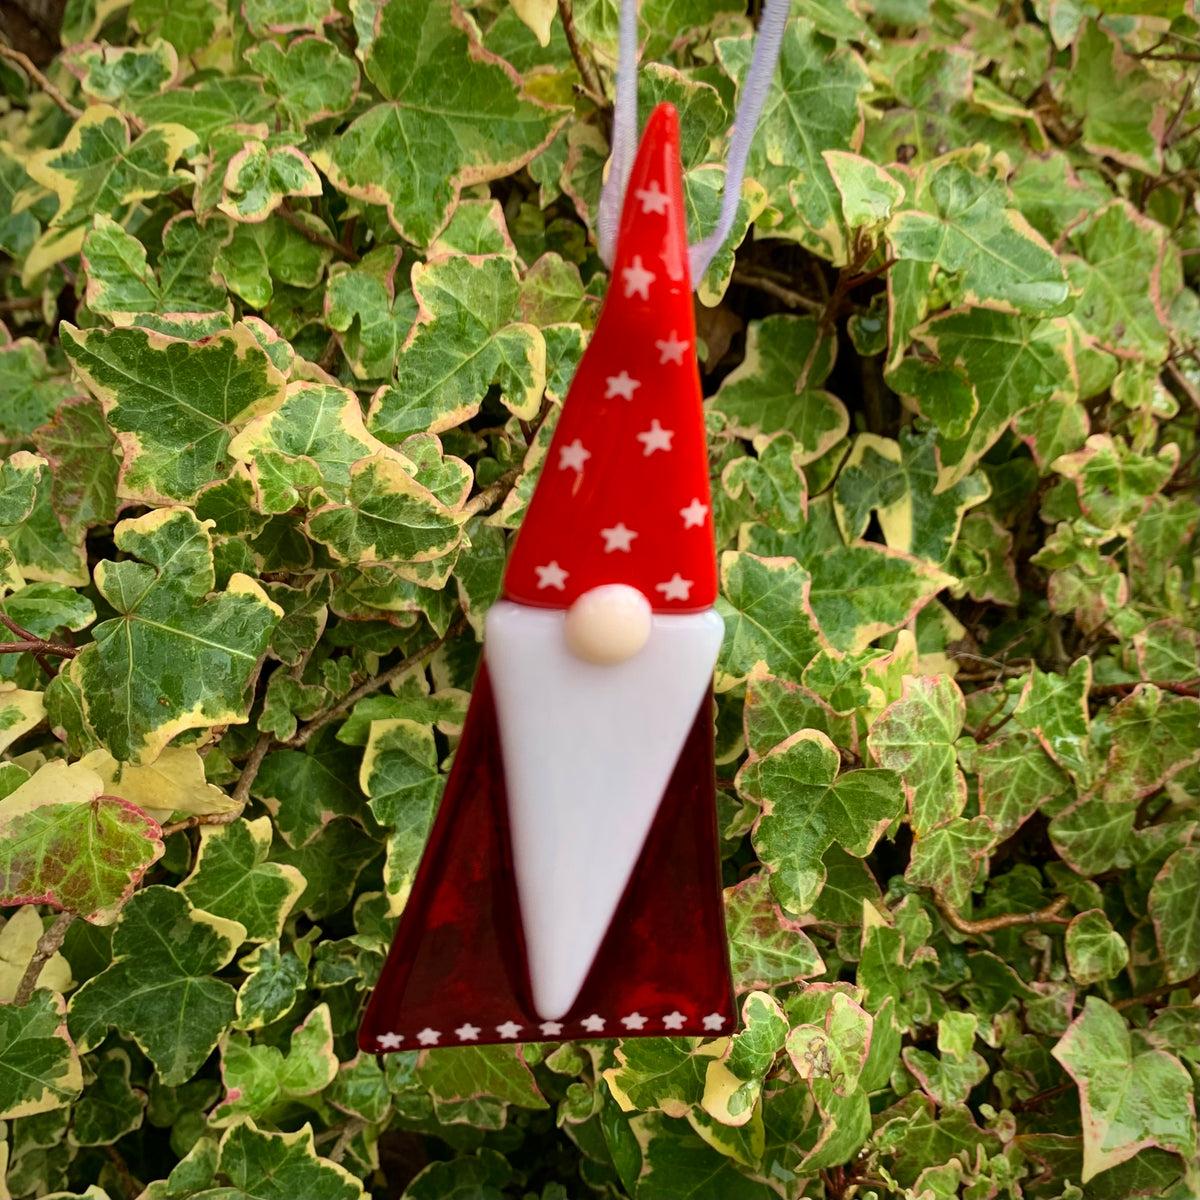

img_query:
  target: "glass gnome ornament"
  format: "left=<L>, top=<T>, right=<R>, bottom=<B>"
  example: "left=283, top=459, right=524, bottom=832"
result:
left=360, top=0, right=788, bottom=1051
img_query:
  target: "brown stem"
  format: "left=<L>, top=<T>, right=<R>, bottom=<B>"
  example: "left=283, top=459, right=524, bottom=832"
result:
left=1011, top=1080, right=1073, bottom=1113
left=278, top=202, right=360, bottom=262
left=13, top=911, right=74, bottom=1006
left=232, top=730, right=273, bottom=807
left=287, top=617, right=468, bottom=749
left=0, top=612, right=78, bottom=659
left=0, top=44, right=82, bottom=118
left=731, top=268, right=822, bottom=312
left=463, top=465, right=522, bottom=518
left=1091, top=680, right=1199, bottom=698
left=160, top=809, right=245, bottom=837
left=0, top=296, right=42, bottom=313
left=937, top=893, right=1070, bottom=935
left=104, top=1143, right=140, bottom=1199
left=1114, top=981, right=1196, bottom=1011
left=556, top=0, right=606, bottom=105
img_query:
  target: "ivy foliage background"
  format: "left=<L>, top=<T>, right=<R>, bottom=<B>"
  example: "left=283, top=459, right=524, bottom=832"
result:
left=0, top=0, right=1197, bottom=1195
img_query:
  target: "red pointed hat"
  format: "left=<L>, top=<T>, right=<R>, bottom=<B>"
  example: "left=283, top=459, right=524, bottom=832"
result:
left=503, top=103, right=717, bottom=614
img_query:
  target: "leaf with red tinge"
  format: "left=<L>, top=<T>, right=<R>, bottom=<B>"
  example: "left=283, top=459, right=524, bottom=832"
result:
left=724, top=874, right=825, bottom=993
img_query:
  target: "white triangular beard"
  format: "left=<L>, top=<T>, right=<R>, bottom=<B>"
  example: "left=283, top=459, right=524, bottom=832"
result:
left=484, top=600, right=723, bottom=1020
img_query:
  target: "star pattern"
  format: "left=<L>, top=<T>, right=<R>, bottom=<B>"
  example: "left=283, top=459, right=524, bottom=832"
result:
left=580, top=1014, right=607, bottom=1033
left=455, top=1023, right=481, bottom=1041
left=621, top=255, right=655, bottom=300
left=496, top=1020, right=523, bottom=1039
left=680, top=498, right=708, bottom=529
left=417, top=1027, right=441, bottom=1045
left=535, top=561, right=568, bottom=590
left=601, top=523, right=638, bottom=552
left=635, top=181, right=670, bottom=214
left=655, top=331, right=689, bottom=365
left=656, top=574, right=693, bottom=602
left=662, top=1011, right=688, bottom=1030
left=636, top=420, right=674, bottom=456
left=540, top=1020, right=564, bottom=1037
left=621, top=1012, right=648, bottom=1030
left=377, top=1031, right=404, bottom=1049
left=702, top=1013, right=727, bottom=1031
left=605, top=371, right=641, bottom=400
left=559, top=439, right=590, bottom=472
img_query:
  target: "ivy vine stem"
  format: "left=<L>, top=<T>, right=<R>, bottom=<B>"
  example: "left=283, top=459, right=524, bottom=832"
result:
left=0, top=43, right=82, bottom=119
left=13, top=910, right=74, bottom=1007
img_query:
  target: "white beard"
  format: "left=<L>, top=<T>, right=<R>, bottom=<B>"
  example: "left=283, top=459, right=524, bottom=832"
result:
left=484, top=600, right=724, bottom=1020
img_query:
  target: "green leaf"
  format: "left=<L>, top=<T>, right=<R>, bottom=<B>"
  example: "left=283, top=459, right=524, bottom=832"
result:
left=887, top=151, right=1071, bottom=315
left=417, top=1044, right=547, bottom=1122
left=252, top=736, right=364, bottom=848
left=234, top=940, right=308, bottom=1031
left=26, top=106, right=194, bottom=234
left=724, top=874, right=825, bottom=992
left=245, top=37, right=358, bottom=127
left=69, top=1048, right=145, bottom=1147
left=716, top=19, right=869, bottom=263
left=323, top=247, right=417, bottom=381
left=61, top=320, right=287, bottom=505
left=1148, top=847, right=1200, bottom=985
left=1013, top=659, right=1092, bottom=782
left=603, top=1039, right=716, bottom=1118
left=216, top=213, right=333, bottom=309
left=1065, top=909, right=1130, bottom=986
left=905, top=815, right=995, bottom=909
left=180, top=816, right=305, bottom=942
left=834, top=427, right=990, bottom=566
left=130, top=0, right=222, bottom=55
left=69, top=506, right=281, bottom=764
left=957, top=728, right=1069, bottom=841
left=403, top=1148, right=514, bottom=1200
left=911, top=307, right=1076, bottom=491
left=216, top=1119, right=368, bottom=1199
left=368, top=255, right=546, bottom=441
left=0, top=990, right=83, bottom=1120
left=316, top=0, right=565, bottom=246
left=867, top=675, right=967, bottom=835
left=742, top=729, right=903, bottom=914
left=947, top=511, right=1020, bottom=605
left=707, top=315, right=845, bottom=458
left=701, top=991, right=788, bottom=1127
left=1062, top=22, right=1166, bottom=174
left=0, top=759, right=162, bottom=924
left=0, top=335, right=77, bottom=444
left=1052, top=998, right=1195, bottom=1182
left=68, top=886, right=245, bottom=1085
left=66, top=40, right=178, bottom=105
left=1052, top=433, right=1178, bottom=537
left=31, top=397, right=119, bottom=533
left=1101, top=685, right=1198, bottom=804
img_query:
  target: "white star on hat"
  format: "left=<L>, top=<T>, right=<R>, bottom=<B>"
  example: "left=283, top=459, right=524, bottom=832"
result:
left=535, top=561, right=568, bottom=590
left=621, top=256, right=655, bottom=300
left=605, top=371, right=641, bottom=400
left=637, top=420, right=674, bottom=456
left=417, top=1027, right=441, bottom=1045
left=662, top=1011, right=688, bottom=1030
left=559, top=439, right=590, bottom=471
left=656, top=574, right=693, bottom=602
left=496, top=1021, right=523, bottom=1039
left=702, top=1013, right=727, bottom=1031
left=377, top=1031, right=404, bottom=1048
left=655, top=331, right=689, bottom=365
left=680, top=498, right=708, bottom=528
left=601, top=523, right=638, bottom=552
left=539, top=1020, right=564, bottom=1037
left=620, top=1012, right=648, bottom=1030
left=635, top=181, right=670, bottom=215
left=580, top=1014, right=607, bottom=1033
left=455, top=1023, right=481, bottom=1041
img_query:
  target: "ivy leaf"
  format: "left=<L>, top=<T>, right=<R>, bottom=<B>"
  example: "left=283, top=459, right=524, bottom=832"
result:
left=1013, top=659, right=1092, bottom=782
left=707, top=315, right=845, bottom=458
left=911, top=307, right=1076, bottom=491
left=742, top=729, right=902, bottom=914
left=26, top=106, right=194, bottom=234
left=0, top=334, right=77, bottom=443
left=61, top=320, right=286, bottom=505
left=1100, top=685, right=1198, bottom=804
left=603, top=1039, right=716, bottom=1118
left=947, top=511, right=1020, bottom=605
left=403, top=1148, right=513, bottom=1200
left=65, top=41, right=179, bottom=106
left=32, top=398, right=119, bottom=532
left=218, top=142, right=322, bottom=223
left=957, top=729, right=1069, bottom=841
left=724, top=874, right=825, bottom=993
left=868, top=675, right=967, bottom=835
left=180, top=817, right=305, bottom=942
left=359, top=718, right=443, bottom=915
left=716, top=19, right=869, bottom=263
left=834, top=427, right=990, bottom=566
left=825, top=150, right=905, bottom=234
left=79, top=745, right=238, bottom=827
left=245, top=38, right=359, bottom=127
left=68, top=1048, right=145, bottom=1147
left=368, top=255, right=546, bottom=442
left=714, top=552, right=824, bottom=690
left=905, top=816, right=995, bottom=909
left=1052, top=997, right=1195, bottom=1182
left=324, top=247, right=417, bottom=381
left=252, top=735, right=363, bottom=848
left=1049, top=794, right=1136, bottom=878
left=1149, top=847, right=1200, bottom=985
left=1065, top=910, right=1129, bottom=986
left=701, top=991, right=788, bottom=1129
left=0, top=906, right=72, bottom=1002
left=234, top=941, right=308, bottom=1031
left=0, top=760, right=162, bottom=924
left=216, top=1119, right=368, bottom=1199
left=417, top=1044, right=548, bottom=1124
left=68, top=886, right=246, bottom=1085
left=0, top=682, right=45, bottom=751
left=130, top=0, right=222, bottom=55
left=315, top=0, right=565, bottom=246
left=1062, top=22, right=1166, bottom=174
left=1052, top=434, right=1178, bottom=537
left=69, top=507, right=281, bottom=764
left=887, top=152, right=1070, bottom=315
left=0, top=990, right=83, bottom=1120
left=216, top=212, right=333, bottom=309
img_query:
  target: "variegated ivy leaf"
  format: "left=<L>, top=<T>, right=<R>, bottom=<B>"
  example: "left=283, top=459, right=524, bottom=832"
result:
left=1052, top=433, right=1178, bottom=538
left=68, top=886, right=246, bottom=1086
left=31, top=397, right=119, bottom=537
left=1149, top=847, right=1200, bottom=985
left=910, top=307, right=1076, bottom=491
left=61, top=320, right=286, bottom=505
left=824, top=150, right=905, bottom=234
left=64, top=40, right=179, bottom=105
left=700, top=991, right=788, bottom=1129
left=218, top=141, right=322, bottom=223
left=905, top=815, right=995, bottom=909
left=0, top=141, right=50, bottom=260
left=82, top=214, right=227, bottom=322
left=79, top=745, right=238, bottom=826
left=243, top=0, right=336, bottom=35
left=216, top=212, right=333, bottom=309
left=708, top=315, right=845, bottom=459
left=129, top=0, right=223, bottom=54
left=214, top=1120, right=368, bottom=1200
left=315, top=0, right=566, bottom=246
left=134, top=78, right=274, bottom=150
left=25, top=106, right=194, bottom=235
left=0, top=759, right=162, bottom=924
left=725, top=874, right=826, bottom=991
left=245, top=37, right=359, bottom=127
left=0, top=333, right=78, bottom=444
left=716, top=19, right=870, bottom=264
left=324, top=246, right=419, bottom=381
left=834, top=426, right=990, bottom=566
left=70, top=507, right=281, bottom=764
left=0, top=682, right=46, bottom=750
left=741, top=729, right=903, bottom=914
left=887, top=150, right=1071, bottom=316
left=0, top=989, right=83, bottom=1121
left=368, top=254, right=546, bottom=441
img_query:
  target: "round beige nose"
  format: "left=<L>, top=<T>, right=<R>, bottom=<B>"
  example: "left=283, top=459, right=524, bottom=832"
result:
left=564, top=584, right=653, bottom=665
